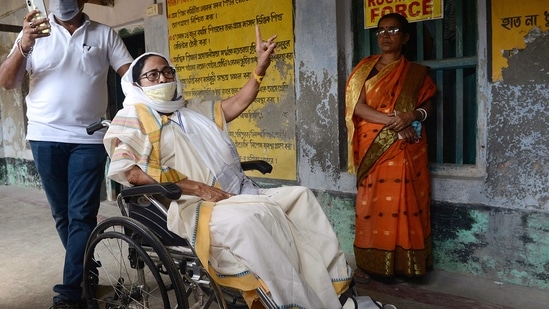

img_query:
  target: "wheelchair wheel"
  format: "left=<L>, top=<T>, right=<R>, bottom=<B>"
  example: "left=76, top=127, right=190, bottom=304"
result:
left=83, top=217, right=188, bottom=309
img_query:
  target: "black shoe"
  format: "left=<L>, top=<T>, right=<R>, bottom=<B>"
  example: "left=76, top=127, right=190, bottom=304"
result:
left=49, top=299, right=80, bottom=309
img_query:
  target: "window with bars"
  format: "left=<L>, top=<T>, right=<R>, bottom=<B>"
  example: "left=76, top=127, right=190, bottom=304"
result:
left=352, top=0, right=478, bottom=165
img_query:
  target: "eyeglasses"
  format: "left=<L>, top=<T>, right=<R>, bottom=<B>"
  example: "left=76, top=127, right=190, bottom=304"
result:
left=375, top=27, right=401, bottom=37
left=139, top=67, right=176, bottom=82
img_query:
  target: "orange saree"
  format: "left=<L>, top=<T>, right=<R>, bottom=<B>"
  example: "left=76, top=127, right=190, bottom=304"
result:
left=345, top=55, right=437, bottom=277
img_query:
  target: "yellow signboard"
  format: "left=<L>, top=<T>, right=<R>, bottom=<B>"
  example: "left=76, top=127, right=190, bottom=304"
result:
left=167, top=0, right=296, bottom=180
left=491, top=0, right=549, bottom=81
left=364, top=0, right=444, bottom=29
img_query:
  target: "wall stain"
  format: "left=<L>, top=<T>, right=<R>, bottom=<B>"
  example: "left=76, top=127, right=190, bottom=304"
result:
left=432, top=201, right=549, bottom=288
left=487, top=28, right=549, bottom=210
left=297, top=62, right=341, bottom=182
left=0, top=158, right=6, bottom=184
left=1, top=158, right=41, bottom=188
left=313, top=189, right=356, bottom=254
left=254, top=60, right=296, bottom=137
left=502, top=27, right=549, bottom=84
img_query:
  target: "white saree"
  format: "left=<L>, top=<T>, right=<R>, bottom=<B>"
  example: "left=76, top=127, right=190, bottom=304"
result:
left=104, top=52, right=352, bottom=308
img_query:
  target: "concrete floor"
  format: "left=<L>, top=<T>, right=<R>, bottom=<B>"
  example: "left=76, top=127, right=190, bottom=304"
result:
left=1, top=185, right=548, bottom=309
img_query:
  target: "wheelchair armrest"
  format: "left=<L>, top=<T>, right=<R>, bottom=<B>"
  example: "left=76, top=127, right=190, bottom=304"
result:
left=241, top=160, right=273, bottom=174
left=118, top=161, right=269, bottom=200
left=120, top=182, right=182, bottom=200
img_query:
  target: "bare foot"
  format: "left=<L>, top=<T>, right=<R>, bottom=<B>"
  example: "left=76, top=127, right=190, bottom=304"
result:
left=353, top=268, right=371, bottom=284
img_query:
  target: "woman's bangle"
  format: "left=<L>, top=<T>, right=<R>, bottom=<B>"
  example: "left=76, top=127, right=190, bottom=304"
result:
left=416, top=108, right=427, bottom=122
left=252, top=70, right=264, bottom=84
left=16, top=38, right=33, bottom=58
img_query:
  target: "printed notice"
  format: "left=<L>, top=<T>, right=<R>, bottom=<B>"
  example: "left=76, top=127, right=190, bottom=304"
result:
left=167, top=0, right=296, bottom=180
left=491, top=0, right=549, bottom=81
left=364, top=0, right=444, bottom=28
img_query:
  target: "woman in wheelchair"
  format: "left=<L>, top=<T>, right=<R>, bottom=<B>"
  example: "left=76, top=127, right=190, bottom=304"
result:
left=103, top=26, right=361, bottom=309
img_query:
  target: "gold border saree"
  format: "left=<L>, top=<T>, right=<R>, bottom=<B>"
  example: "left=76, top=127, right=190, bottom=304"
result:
left=345, top=56, right=437, bottom=277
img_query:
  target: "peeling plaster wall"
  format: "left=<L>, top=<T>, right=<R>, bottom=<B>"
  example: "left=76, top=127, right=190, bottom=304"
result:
left=487, top=28, right=549, bottom=210
left=433, top=16, right=549, bottom=289
left=291, top=0, right=358, bottom=258
left=0, top=4, right=36, bottom=186
left=432, top=202, right=549, bottom=289
left=293, top=0, right=355, bottom=192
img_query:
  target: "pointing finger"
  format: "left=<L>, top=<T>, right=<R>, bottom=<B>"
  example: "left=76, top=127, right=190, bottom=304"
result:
left=255, top=24, right=263, bottom=46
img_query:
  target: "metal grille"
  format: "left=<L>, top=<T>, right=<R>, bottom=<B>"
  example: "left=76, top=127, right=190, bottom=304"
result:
left=353, top=0, right=478, bottom=165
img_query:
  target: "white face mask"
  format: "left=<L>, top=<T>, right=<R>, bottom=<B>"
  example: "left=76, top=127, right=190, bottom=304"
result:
left=49, top=0, right=83, bottom=21
left=141, top=82, right=178, bottom=102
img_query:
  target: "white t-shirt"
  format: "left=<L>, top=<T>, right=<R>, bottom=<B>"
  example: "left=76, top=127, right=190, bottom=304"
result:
left=13, top=13, right=133, bottom=144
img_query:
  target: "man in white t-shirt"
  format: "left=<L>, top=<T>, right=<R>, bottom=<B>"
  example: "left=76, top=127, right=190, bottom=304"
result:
left=0, top=1, right=132, bottom=308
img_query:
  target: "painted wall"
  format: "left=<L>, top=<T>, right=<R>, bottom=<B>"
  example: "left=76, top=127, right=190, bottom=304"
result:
left=427, top=1, right=549, bottom=289
left=472, top=1, right=549, bottom=288
left=1, top=0, right=549, bottom=290
left=489, top=29, right=549, bottom=209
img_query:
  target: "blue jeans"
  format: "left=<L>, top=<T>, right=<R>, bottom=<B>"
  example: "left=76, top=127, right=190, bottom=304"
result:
left=30, top=141, right=107, bottom=303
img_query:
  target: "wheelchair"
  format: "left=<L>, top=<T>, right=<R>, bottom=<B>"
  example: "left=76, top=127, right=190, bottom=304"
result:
left=83, top=119, right=278, bottom=309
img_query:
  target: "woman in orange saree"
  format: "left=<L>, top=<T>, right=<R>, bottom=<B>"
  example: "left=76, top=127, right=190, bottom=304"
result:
left=345, top=13, right=437, bottom=281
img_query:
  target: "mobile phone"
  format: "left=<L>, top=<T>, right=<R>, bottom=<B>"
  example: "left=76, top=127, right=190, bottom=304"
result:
left=26, top=0, right=50, bottom=34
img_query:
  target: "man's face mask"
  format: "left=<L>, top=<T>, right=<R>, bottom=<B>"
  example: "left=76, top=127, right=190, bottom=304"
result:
left=141, top=82, right=178, bottom=102
left=49, top=0, right=83, bottom=21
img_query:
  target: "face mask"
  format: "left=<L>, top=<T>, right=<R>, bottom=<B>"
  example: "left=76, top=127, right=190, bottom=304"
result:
left=49, top=0, right=83, bottom=21
left=141, top=82, right=178, bottom=102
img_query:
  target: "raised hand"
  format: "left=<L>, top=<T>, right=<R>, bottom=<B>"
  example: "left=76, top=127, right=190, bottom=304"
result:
left=254, top=24, right=277, bottom=76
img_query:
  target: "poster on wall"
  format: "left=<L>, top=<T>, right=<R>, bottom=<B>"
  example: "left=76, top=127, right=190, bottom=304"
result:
left=491, top=0, right=549, bottom=81
left=364, top=0, right=444, bottom=28
left=166, top=0, right=296, bottom=180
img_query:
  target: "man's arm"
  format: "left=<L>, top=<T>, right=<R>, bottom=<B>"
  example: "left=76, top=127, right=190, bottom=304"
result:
left=117, top=63, right=131, bottom=77
left=0, top=48, right=28, bottom=90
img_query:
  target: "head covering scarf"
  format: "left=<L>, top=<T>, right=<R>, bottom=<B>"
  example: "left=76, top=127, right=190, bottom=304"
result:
left=121, top=52, right=186, bottom=114
left=119, top=52, right=257, bottom=195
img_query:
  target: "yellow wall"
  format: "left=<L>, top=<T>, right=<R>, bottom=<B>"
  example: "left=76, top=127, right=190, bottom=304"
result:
left=491, top=0, right=549, bottom=81
left=167, top=0, right=296, bottom=180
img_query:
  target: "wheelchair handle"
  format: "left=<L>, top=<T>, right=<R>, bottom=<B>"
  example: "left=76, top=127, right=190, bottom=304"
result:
left=86, top=118, right=111, bottom=135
